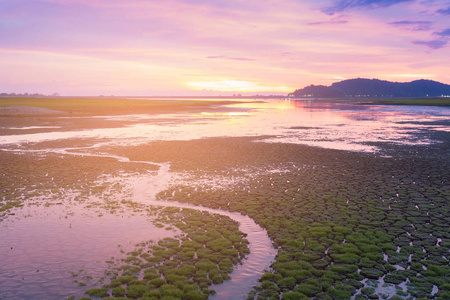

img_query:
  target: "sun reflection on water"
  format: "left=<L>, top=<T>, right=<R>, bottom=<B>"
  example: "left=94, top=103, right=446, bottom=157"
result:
left=0, top=99, right=448, bottom=153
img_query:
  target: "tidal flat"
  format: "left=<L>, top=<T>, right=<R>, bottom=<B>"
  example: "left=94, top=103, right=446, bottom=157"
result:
left=109, top=135, right=449, bottom=299
left=0, top=97, right=449, bottom=299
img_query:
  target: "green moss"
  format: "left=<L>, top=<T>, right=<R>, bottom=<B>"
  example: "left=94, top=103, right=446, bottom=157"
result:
left=277, top=277, right=296, bottom=290
left=294, top=284, right=321, bottom=296
left=85, top=287, right=109, bottom=297
left=282, top=291, right=309, bottom=299
left=207, top=238, right=232, bottom=252
left=358, top=244, right=382, bottom=253
left=361, top=287, right=375, bottom=295
left=145, top=289, right=161, bottom=298
left=330, top=264, right=358, bottom=274
left=331, top=253, right=360, bottom=264
left=185, top=290, right=207, bottom=300
left=360, top=268, right=384, bottom=279
left=148, top=278, right=166, bottom=288
left=112, top=286, right=126, bottom=297
left=358, top=257, right=377, bottom=268
left=328, top=287, right=351, bottom=299
left=160, top=284, right=184, bottom=298
left=18, top=131, right=444, bottom=300
left=362, top=252, right=383, bottom=262
left=332, top=243, right=361, bottom=254
left=143, top=269, right=159, bottom=280
left=126, top=285, right=147, bottom=299
left=195, top=259, right=217, bottom=271
left=384, top=273, right=407, bottom=284
left=165, top=274, right=189, bottom=285
left=428, top=265, right=449, bottom=276
left=260, top=272, right=283, bottom=283
left=0, top=200, right=24, bottom=212
left=309, top=226, right=332, bottom=238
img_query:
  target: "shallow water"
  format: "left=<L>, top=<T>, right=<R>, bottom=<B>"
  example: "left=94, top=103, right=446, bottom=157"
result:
left=1, top=99, right=448, bottom=152
left=0, top=200, right=176, bottom=299
left=0, top=152, right=276, bottom=299
left=131, top=163, right=277, bottom=299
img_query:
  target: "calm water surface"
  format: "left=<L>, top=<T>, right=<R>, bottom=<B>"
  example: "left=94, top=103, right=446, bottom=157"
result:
left=0, top=200, right=177, bottom=299
left=1, top=99, right=448, bottom=152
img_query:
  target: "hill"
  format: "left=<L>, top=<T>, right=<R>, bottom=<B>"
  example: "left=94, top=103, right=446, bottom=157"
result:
left=289, top=78, right=450, bottom=98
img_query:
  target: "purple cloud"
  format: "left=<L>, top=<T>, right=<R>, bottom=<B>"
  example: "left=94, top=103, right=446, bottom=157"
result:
left=207, top=56, right=255, bottom=61
left=308, top=20, right=348, bottom=26
left=412, top=40, right=447, bottom=49
left=437, top=6, right=450, bottom=15
left=389, top=20, right=432, bottom=31
left=435, top=28, right=450, bottom=37
left=322, top=0, right=413, bottom=15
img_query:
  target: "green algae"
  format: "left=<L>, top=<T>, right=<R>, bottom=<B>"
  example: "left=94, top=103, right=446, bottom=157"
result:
left=114, top=136, right=448, bottom=299
left=85, top=287, right=109, bottom=297
left=76, top=207, right=249, bottom=299
left=2, top=109, right=448, bottom=299
left=0, top=149, right=155, bottom=217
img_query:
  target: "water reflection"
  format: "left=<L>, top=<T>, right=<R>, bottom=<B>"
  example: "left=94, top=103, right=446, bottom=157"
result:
left=226, top=100, right=449, bottom=152
left=131, top=163, right=277, bottom=300
left=1, top=100, right=448, bottom=153
left=0, top=201, right=176, bottom=299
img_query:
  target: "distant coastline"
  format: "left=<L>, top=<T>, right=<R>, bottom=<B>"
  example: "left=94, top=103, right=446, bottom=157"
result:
left=0, top=94, right=285, bottom=100
left=289, top=78, right=450, bottom=99
left=2, top=78, right=450, bottom=102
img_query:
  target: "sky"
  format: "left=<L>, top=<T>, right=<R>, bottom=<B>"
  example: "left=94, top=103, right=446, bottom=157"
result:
left=0, top=0, right=449, bottom=96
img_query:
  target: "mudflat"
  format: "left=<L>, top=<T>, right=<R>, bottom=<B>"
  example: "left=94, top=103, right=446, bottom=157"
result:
left=0, top=97, right=241, bottom=116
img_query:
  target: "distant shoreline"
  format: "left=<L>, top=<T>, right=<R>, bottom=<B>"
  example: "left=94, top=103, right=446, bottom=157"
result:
left=0, top=97, right=449, bottom=117
left=285, top=97, right=450, bottom=106
left=0, top=97, right=250, bottom=117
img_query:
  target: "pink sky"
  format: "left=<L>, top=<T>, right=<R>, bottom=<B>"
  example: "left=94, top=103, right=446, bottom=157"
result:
left=0, top=0, right=449, bottom=96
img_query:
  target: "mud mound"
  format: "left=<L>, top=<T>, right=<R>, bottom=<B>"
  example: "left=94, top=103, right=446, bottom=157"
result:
left=0, top=106, right=66, bottom=115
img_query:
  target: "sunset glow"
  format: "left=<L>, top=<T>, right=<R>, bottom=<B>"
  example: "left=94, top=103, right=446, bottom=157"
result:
left=1, top=0, right=449, bottom=96
left=187, top=80, right=288, bottom=93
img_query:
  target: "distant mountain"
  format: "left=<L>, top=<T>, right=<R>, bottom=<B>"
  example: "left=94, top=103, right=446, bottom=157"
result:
left=289, top=78, right=450, bottom=98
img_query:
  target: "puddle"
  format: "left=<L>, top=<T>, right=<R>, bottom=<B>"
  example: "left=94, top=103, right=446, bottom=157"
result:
left=0, top=201, right=176, bottom=299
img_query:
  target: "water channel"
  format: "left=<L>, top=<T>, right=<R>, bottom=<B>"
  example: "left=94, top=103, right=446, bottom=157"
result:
left=0, top=149, right=276, bottom=299
left=131, top=162, right=277, bottom=299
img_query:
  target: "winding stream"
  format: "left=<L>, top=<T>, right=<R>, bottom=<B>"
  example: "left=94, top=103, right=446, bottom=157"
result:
left=50, top=149, right=278, bottom=298
left=131, top=162, right=277, bottom=299
left=0, top=148, right=277, bottom=299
